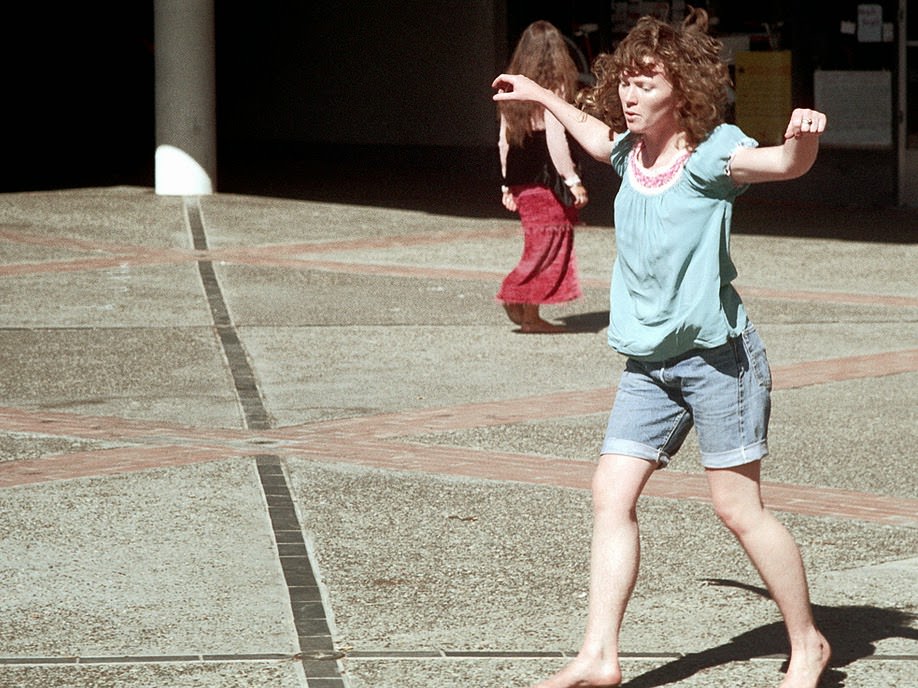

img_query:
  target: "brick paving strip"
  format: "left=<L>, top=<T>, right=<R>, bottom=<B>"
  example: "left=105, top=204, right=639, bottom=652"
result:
left=1, top=347, right=916, bottom=527
left=2, top=225, right=917, bottom=308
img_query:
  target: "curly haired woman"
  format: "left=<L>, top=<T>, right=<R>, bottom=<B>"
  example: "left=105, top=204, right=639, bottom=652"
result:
left=497, top=20, right=588, bottom=333
left=493, top=8, right=830, bottom=688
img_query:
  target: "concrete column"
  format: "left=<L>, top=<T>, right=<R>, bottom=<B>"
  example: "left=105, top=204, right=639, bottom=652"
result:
left=898, top=0, right=918, bottom=206
left=154, top=0, right=216, bottom=195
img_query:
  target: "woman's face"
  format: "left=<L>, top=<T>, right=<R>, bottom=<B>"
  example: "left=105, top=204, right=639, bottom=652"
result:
left=618, top=60, right=680, bottom=137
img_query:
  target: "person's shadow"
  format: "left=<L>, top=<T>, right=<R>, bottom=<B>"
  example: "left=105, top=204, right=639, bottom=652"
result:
left=558, top=310, right=609, bottom=333
left=621, top=579, right=918, bottom=687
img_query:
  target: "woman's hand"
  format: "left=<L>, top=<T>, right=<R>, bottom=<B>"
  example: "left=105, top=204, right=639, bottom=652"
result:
left=784, top=108, right=827, bottom=140
left=492, top=73, right=548, bottom=104
left=501, top=188, right=518, bottom=212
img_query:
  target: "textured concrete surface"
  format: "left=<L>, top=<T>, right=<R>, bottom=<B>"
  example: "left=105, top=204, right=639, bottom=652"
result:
left=0, top=185, right=915, bottom=688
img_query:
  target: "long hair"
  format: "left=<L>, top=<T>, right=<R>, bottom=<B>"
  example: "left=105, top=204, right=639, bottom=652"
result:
left=578, top=8, right=729, bottom=148
left=499, top=21, right=579, bottom=148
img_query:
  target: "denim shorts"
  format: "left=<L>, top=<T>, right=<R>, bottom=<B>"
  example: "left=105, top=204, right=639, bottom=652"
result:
left=601, top=325, right=772, bottom=469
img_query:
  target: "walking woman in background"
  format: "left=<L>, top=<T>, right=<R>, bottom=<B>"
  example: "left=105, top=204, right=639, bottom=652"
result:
left=497, top=20, right=589, bottom=334
left=493, top=8, right=830, bottom=688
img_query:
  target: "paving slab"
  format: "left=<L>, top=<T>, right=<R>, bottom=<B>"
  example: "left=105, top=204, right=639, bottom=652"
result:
left=0, top=461, right=296, bottom=658
left=0, top=661, right=307, bottom=688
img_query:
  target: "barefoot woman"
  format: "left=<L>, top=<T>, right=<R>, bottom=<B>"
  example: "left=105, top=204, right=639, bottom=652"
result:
left=493, top=9, right=830, bottom=687
left=496, top=20, right=589, bottom=334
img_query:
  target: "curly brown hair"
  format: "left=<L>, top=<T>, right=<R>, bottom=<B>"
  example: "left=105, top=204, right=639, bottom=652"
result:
left=499, top=21, right=579, bottom=148
left=578, top=8, right=729, bottom=148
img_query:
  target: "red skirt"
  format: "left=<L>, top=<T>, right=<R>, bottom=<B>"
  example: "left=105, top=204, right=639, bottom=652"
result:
left=497, top=185, right=581, bottom=305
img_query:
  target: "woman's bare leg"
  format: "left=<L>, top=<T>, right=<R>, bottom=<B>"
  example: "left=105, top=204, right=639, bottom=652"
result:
left=530, top=454, right=655, bottom=688
left=706, top=461, right=831, bottom=688
left=503, top=302, right=524, bottom=325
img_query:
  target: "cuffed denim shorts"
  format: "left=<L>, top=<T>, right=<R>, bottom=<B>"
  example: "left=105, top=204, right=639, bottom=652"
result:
left=601, top=325, right=772, bottom=469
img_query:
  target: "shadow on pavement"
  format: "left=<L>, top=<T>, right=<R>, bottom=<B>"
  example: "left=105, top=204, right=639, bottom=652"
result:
left=217, top=143, right=916, bottom=244
left=621, top=579, right=918, bottom=688
left=558, top=310, right=610, bottom=333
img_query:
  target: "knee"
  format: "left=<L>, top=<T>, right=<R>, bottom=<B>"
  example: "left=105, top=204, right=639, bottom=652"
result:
left=593, top=492, right=638, bottom=523
left=713, top=501, right=743, bottom=534
left=591, top=465, right=639, bottom=521
left=712, top=498, right=762, bottom=537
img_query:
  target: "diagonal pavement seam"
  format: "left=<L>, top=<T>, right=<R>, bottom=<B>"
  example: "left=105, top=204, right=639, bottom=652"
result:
left=1, top=343, right=916, bottom=526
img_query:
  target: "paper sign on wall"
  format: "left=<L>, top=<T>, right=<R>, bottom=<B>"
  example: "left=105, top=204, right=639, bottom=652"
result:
left=857, top=4, right=883, bottom=43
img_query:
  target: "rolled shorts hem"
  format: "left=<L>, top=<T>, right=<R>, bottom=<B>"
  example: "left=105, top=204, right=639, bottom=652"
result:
left=701, top=439, right=769, bottom=469
left=600, top=438, right=672, bottom=467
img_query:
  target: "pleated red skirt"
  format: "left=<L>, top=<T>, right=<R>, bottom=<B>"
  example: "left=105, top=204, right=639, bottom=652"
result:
left=497, top=185, right=581, bottom=305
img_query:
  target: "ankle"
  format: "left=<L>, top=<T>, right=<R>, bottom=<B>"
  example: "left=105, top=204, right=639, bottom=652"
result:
left=781, top=631, right=830, bottom=688
left=574, top=646, right=622, bottom=682
left=791, top=628, right=830, bottom=656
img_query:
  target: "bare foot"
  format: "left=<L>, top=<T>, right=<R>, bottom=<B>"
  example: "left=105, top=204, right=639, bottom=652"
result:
left=520, top=318, right=568, bottom=334
left=517, top=304, right=569, bottom=333
left=529, top=656, right=621, bottom=688
left=779, top=632, right=831, bottom=688
left=503, top=302, right=524, bottom=325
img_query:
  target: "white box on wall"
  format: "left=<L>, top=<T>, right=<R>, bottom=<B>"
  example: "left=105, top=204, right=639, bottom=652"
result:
left=814, top=70, right=893, bottom=148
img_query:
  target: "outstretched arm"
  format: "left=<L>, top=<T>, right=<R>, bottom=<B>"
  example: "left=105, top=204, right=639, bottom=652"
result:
left=492, top=73, right=615, bottom=164
left=730, top=108, right=827, bottom=184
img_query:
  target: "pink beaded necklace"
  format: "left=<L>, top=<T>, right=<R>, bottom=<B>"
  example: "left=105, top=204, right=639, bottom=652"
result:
left=629, top=138, right=691, bottom=192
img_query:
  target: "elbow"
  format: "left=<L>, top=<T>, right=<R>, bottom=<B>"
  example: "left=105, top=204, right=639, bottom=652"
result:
left=591, top=151, right=612, bottom=165
left=781, top=139, right=819, bottom=180
left=588, top=140, right=615, bottom=165
left=776, top=161, right=812, bottom=182
left=782, top=157, right=816, bottom=182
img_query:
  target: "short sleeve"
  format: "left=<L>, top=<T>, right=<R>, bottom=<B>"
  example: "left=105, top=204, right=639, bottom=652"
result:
left=684, top=124, right=758, bottom=199
left=610, top=131, right=636, bottom=178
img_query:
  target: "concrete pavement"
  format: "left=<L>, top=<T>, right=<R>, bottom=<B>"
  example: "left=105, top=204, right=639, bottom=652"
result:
left=0, top=185, right=916, bottom=687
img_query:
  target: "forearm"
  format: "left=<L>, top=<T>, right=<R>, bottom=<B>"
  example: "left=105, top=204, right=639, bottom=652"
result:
left=498, top=116, right=510, bottom=178
left=545, top=109, right=589, bottom=208
left=778, top=135, right=820, bottom=179
left=545, top=111, right=578, bottom=180
left=731, top=108, right=825, bottom=184
left=539, top=89, right=614, bottom=163
left=731, top=136, right=819, bottom=184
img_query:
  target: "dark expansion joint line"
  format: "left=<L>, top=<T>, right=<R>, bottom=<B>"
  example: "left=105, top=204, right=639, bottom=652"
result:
left=256, top=455, right=349, bottom=687
left=183, top=197, right=271, bottom=431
